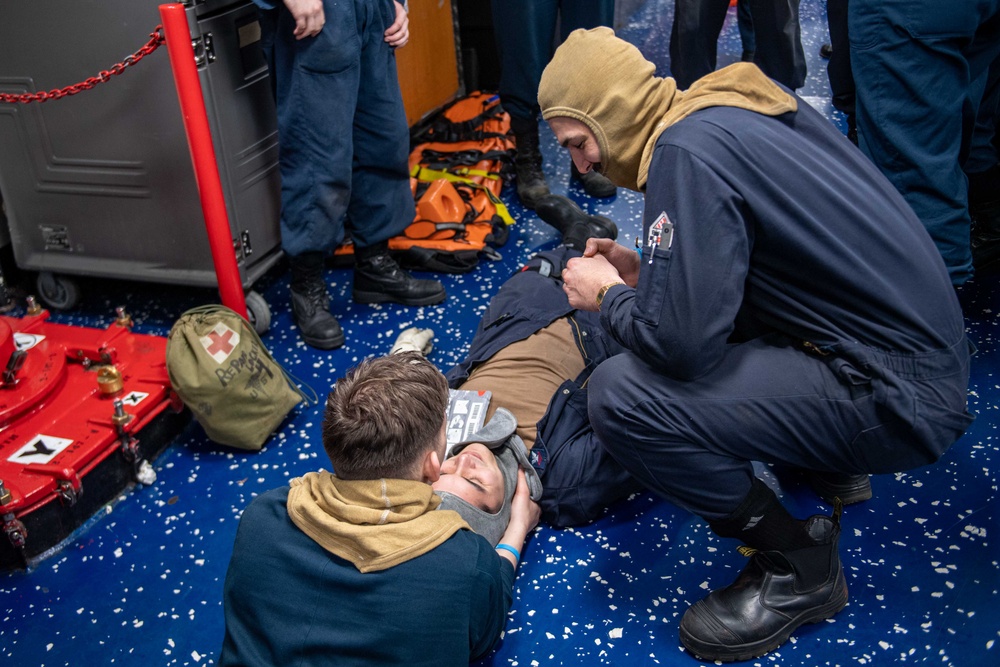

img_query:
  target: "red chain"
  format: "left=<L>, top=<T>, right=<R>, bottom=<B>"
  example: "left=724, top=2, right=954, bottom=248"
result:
left=0, top=26, right=165, bottom=104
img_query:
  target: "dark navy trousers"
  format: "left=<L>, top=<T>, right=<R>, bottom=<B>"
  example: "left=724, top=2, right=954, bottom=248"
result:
left=491, top=0, right=614, bottom=124
left=258, top=0, right=413, bottom=257
left=670, top=0, right=806, bottom=90
left=850, top=0, right=1000, bottom=284
left=588, top=336, right=972, bottom=521
left=825, top=0, right=854, bottom=123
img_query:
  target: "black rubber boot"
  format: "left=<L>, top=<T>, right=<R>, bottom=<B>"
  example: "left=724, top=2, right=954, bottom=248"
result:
left=969, top=164, right=1000, bottom=273
left=352, top=242, right=447, bottom=306
left=680, top=507, right=848, bottom=663
left=803, top=470, right=872, bottom=505
left=680, top=503, right=847, bottom=662
left=571, top=162, right=617, bottom=198
left=511, top=116, right=550, bottom=209
left=289, top=252, right=345, bottom=350
left=971, top=203, right=1000, bottom=273
left=535, top=194, right=618, bottom=250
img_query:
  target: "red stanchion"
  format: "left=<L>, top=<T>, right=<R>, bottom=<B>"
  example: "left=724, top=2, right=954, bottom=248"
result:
left=158, top=3, right=248, bottom=319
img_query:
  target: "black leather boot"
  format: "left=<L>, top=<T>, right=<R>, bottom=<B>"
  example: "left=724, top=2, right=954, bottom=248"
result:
left=571, top=162, right=617, bottom=198
left=803, top=470, right=872, bottom=505
left=971, top=203, right=1000, bottom=273
left=353, top=242, right=446, bottom=306
left=289, top=252, right=345, bottom=350
left=969, top=164, right=1000, bottom=273
left=535, top=194, right=618, bottom=250
left=680, top=508, right=849, bottom=662
left=511, top=116, right=550, bottom=209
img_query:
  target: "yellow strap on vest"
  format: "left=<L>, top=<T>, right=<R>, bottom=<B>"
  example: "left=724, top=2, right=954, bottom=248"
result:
left=411, top=165, right=515, bottom=227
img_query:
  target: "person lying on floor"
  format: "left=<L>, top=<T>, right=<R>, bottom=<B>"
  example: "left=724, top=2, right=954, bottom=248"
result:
left=219, top=353, right=541, bottom=667
left=390, top=244, right=643, bottom=529
left=535, top=26, right=972, bottom=662
left=393, top=241, right=877, bottom=532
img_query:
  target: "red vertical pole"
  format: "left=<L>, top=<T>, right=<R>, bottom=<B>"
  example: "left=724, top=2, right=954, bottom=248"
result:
left=158, top=3, right=249, bottom=319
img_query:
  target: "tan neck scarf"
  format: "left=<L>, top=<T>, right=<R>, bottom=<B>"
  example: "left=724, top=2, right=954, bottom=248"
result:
left=538, top=27, right=798, bottom=191
left=286, top=471, right=470, bottom=573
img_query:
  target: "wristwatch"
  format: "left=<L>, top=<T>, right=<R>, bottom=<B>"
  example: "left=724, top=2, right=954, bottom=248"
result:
left=596, top=282, right=625, bottom=307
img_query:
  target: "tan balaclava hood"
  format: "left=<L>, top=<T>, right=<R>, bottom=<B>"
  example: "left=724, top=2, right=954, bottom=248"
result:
left=538, top=27, right=798, bottom=191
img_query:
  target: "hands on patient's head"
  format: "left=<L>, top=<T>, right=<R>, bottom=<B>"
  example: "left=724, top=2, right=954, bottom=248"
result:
left=509, top=469, right=542, bottom=535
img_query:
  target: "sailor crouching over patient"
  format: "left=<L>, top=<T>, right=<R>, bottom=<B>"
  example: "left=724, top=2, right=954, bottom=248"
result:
left=537, top=26, right=973, bottom=662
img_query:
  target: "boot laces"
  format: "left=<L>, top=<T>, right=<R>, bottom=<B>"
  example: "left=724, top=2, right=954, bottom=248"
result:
left=516, top=156, right=546, bottom=183
left=296, top=283, right=329, bottom=314
left=367, top=253, right=405, bottom=279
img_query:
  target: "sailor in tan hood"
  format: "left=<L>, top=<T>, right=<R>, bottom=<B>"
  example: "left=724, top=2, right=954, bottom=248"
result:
left=534, top=26, right=972, bottom=667
left=538, top=26, right=796, bottom=192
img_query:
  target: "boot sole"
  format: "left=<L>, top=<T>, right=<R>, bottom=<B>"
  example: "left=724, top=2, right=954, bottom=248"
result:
left=679, top=577, right=849, bottom=663
left=808, top=474, right=873, bottom=505
left=535, top=195, right=618, bottom=241
left=300, top=330, right=345, bottom=350
left=571, top=173, right=617, bottom=198
left=588, top=217, right=618, bottom=241
left=352, top=289, right=447, bottom=307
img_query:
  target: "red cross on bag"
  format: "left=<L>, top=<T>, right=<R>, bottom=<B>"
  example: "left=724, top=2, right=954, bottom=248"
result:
left=199, top=322, right=240, bottom=364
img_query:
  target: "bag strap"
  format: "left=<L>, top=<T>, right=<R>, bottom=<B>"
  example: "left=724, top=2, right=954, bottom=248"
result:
left=410, top=165, right=515, bottom=227
left=411, top=97, right=507, bottom=144
left=418, top=148, right=514, bottom=171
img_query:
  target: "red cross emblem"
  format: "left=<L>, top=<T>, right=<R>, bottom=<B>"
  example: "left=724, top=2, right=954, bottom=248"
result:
left=206, top=329, right=235, bottom=356
left=200, top=323, right=240, bottom=363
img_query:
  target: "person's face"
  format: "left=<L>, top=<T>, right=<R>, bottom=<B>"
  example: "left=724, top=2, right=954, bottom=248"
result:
left=548, top=117, right=602, bottom=175
left=432, top=443, right=505, bottom=513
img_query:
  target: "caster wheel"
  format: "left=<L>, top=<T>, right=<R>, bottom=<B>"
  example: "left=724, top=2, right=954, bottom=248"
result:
left=245, top=290, right=271, bottom=335
left=36, top=272, right=81, bottom=310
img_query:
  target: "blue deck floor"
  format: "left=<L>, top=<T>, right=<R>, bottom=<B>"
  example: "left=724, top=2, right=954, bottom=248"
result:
left=2, top=1, right=998, bottom=665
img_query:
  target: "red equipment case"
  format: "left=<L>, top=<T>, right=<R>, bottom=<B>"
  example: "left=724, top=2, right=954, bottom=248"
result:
left=0, top=306, right=188, bottom=571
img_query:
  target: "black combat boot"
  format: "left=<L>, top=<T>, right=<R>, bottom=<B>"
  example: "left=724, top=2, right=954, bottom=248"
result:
left=846, top=115, right=858, bottom=146
left=803, top=470, right=872, bottom=505
left=535, top=194, right=618, bottom=250
left=353, top=241, right=447, bottom=306
left=571, top=162, right=617, bottom=198
left=289, top=252, right=344, bottom=350
left=969, top=163, right=1000, bottom=273
left=681, top=503, right=848, bottom=662
left=511, top=116, right=550, bottom=209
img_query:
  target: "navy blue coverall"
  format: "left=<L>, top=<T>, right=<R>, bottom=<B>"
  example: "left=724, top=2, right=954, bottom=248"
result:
left=255, top=0, right=413, bottom=257
left=849, top=0, right=1000, bottom=285
left=588, top=96, right=973, bottom=522
left=446, top=247, right=642, bottom=528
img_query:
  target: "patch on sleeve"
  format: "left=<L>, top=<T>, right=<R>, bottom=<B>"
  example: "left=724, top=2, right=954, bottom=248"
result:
left=646, top=211, right=675, bottom=250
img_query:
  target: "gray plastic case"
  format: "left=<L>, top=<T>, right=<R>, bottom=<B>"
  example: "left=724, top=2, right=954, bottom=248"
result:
left=0, top=0, right=282, bottom=298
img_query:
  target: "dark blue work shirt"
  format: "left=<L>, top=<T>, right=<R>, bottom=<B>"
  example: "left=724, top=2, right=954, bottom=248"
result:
left=600, top=99, right=967, bottom=382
